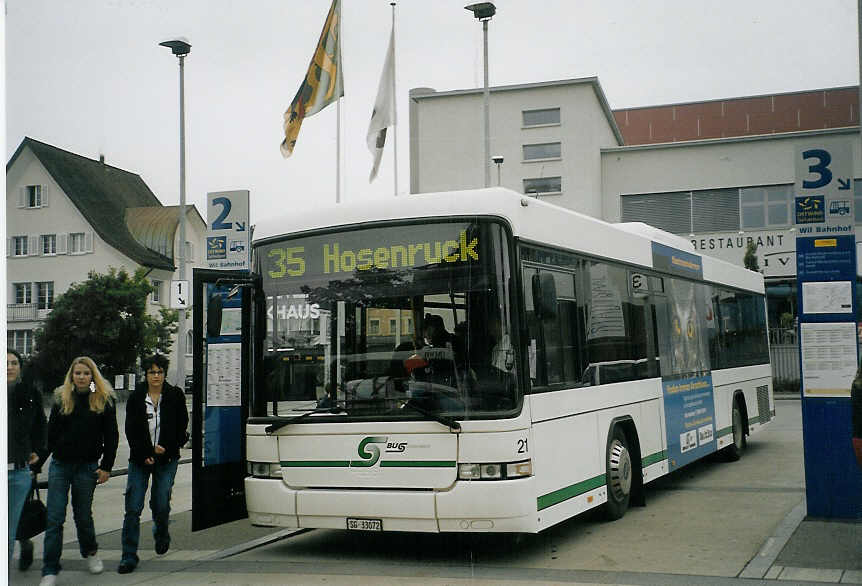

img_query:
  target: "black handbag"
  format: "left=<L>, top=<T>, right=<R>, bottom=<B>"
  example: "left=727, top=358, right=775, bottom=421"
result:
left=17, top=481, right=46, bottom=540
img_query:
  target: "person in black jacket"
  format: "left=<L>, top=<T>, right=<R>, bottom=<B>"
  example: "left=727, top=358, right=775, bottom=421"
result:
left=117, top=354, right=189, bottom=575
left=40, top=356, right=118, bottom=586
left=7, top=349, right=47, bottom=570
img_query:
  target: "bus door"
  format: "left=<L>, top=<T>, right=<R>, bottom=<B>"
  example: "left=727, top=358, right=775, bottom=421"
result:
left=191, top=268, right=256, bottom=531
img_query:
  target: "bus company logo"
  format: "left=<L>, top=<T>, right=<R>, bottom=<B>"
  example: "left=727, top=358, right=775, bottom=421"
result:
left=207, top=236, right=227, bottom=259
left=794, top=196, right=825, bottom=224
left=352, top=436, right=407, bottom=467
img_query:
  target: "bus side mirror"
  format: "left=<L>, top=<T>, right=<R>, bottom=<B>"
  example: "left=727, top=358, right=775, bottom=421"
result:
left=532, top=273, right=557, bottom=319
left=207, top=294, right=223, bottom=338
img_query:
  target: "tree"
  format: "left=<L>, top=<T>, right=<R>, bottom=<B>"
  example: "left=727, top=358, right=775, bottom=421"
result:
left=743, top=241, right=760, bottom=272
left=140, top=306, right=180, bottom=363
left=32, top=267, right=177, bottom=389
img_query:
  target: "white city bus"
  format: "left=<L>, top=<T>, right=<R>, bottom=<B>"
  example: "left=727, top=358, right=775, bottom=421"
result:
left=197, top=187, right=773, bottom=534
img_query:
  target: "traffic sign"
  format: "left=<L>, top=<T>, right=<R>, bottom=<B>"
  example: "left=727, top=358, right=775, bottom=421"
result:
left=794, top=139, right=854, bottom=233
left=171, top=279, right=190, bottom=309
left=206, top=190, right=250, bottom=271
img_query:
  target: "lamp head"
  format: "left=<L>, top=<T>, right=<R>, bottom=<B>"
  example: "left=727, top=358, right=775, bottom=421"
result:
left=492, top=155, right=504, bottom=165
left=159, top=39, right=191, bottom=56
left=465, top=2, right=496, bottom=20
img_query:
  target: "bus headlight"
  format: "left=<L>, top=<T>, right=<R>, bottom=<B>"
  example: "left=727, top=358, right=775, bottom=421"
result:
left=458, top=459, right=531, bottom=481
left=247, top=462, right=281, bottom=478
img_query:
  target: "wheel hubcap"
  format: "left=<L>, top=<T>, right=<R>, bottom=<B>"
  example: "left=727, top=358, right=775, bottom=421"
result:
left=608, top=439, right=632, bottom=501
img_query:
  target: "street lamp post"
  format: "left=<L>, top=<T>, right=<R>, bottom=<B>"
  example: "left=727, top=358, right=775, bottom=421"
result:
left=160, top=38, right=191, bottom=387
left=492, top=155, right=503, bottom=186
left=465, top=3, right=496, bottom=188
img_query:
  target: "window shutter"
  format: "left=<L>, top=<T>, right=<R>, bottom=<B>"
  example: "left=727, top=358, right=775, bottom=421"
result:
left=85, top=232, right=94, bottom=252
left=28, top=235, right=38, bottom=256
left=692, top=188, right=740, bottom=232
left=57, top=233, right=68, bottom=254
left=6, top=238, right=11, bottom=258
left=18, top=187, right=26, bottom=208
left=42, top=185, right=49, bottom=207
left=621, top=192, right=692, bottom=234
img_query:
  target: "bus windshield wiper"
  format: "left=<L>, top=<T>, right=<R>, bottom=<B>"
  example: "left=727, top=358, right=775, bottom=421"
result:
left=264, top=406, right=347, bottom=434
left=399, top=401, right=461, bottom=433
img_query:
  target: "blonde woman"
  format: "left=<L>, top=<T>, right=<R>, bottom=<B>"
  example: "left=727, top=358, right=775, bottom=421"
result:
left=40, top=356, right=119, bottom=586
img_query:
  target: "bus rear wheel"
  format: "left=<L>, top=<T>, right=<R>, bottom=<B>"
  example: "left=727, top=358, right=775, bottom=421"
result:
left=604, top=426, right=632, bottom=520
left=722, top=400, right=747, bottom=462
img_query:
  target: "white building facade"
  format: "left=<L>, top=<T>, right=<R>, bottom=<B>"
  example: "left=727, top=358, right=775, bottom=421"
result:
left=6, top=137, right=206, bottom=388
left=410, top=78, right=623, bottom=218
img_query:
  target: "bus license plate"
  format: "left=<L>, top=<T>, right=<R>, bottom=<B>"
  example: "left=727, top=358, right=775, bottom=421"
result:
left=347, top=518, right=382, bottom=531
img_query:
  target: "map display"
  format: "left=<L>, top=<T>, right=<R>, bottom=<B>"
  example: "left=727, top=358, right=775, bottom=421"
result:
left=801, top=281, right=853, bottom=314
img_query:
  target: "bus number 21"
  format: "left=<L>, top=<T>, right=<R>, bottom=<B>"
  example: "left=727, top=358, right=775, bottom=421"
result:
left=517, top=438, right=529, bottom=454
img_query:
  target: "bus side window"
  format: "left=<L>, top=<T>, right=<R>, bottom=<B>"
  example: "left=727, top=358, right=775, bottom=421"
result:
left=580, top=262, right=654, bottom=385
left=522, top=267, right=583, bottom=389
left=522, top=267, right=543, bottom=386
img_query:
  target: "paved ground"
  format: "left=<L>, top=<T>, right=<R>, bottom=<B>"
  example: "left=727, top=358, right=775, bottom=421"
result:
left=8, top=396, right=862, bottom=585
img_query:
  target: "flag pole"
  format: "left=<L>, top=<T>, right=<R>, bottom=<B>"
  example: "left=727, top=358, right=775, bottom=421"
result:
left=391, top=1, right=398, bottom=197
left=336, top=0, right=343, bottom=204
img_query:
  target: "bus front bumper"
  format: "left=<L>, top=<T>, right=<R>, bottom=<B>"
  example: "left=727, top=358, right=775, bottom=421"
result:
left=245, top=476, right=538, bottom=533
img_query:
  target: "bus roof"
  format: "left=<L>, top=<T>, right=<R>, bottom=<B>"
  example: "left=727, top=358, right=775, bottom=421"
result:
left=253, top=187, right=763, bottom=293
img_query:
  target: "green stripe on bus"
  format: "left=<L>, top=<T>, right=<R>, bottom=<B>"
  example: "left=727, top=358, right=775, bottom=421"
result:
left=537, top=474, right=605, bottom=511
left=716, top=426, right=731, bottom=438
left=538, top=450, right=668, bottom=512
left=280, top=461, right=350, bottom=467
left=641, top=450, right=666, bottom=467
left=380, top=461, right=456, bottom=468
left=280, top=460, right=455, bottom=468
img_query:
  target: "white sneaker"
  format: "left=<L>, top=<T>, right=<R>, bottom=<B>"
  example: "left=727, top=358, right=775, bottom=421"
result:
left=87, top=553, right=104, bottom=574
left=39, top=575, right=57, bottom=586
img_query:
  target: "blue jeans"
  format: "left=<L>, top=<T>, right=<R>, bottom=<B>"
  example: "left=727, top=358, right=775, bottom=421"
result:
left=121, top=458, right=179, bottom=565
left=7, top=468, right=32, bottom=561
left=42, top=460, right=99, bottom=577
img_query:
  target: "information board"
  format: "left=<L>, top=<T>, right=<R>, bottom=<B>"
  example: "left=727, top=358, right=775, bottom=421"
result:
left=794, top=137, right=862, bottom=519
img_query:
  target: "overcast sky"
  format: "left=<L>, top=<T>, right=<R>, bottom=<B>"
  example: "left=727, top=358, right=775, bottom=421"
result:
left=5, top=0, right=859, bottom=226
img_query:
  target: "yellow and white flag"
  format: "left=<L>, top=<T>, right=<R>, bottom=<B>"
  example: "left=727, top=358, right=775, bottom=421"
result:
left=281, top=0, right=344, bottom=158
left=366, top=27, right=395, bottom=181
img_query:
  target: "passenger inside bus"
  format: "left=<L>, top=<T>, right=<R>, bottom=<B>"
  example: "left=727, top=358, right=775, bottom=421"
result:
left=407, top=314, right=461, bottom=386
left=422, top=314, right=455, bottom=348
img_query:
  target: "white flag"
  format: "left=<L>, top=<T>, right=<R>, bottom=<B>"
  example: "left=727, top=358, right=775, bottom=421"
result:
left=366, top=28, right=396, bottom=182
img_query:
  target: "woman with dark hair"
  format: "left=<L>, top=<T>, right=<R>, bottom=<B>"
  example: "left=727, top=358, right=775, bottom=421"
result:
left=118, top=354, right=189, bottom=575
left=7, top=348, right=47, bottom=571
left=40, top=355, right=118, bottom=586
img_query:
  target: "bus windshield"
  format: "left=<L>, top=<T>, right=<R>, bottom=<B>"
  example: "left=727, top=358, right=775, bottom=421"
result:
left=254, top=219, right=518, bottom=421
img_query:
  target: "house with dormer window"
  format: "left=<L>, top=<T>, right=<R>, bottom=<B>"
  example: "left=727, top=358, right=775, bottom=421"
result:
left=6, top=137, right=206, bottom=387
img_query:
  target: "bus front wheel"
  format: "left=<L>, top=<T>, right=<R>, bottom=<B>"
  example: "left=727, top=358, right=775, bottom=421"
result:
left=604, top=426, right=632, bottom=520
